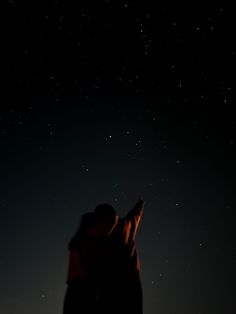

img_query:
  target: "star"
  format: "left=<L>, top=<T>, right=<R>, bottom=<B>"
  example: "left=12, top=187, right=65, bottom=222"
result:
left=40, top=293, right=47, bottom=299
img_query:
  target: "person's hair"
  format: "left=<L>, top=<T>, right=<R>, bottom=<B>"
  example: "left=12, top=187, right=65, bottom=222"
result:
left=79, top=212, right=96, bottom=231
left=94, top=204, right=116, bottom=221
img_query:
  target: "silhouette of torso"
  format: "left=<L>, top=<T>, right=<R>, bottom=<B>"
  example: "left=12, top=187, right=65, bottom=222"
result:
left=90, top=218, right=142, bottom=314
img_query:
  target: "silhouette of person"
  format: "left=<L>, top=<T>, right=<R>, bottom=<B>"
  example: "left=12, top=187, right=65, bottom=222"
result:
left=63, top=199, right=144, bottom=314
left=89, top=199, right=144, bottom=314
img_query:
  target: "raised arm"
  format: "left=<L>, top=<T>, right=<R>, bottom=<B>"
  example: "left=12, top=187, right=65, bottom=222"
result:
left=124, top=199, right=144, bottom=243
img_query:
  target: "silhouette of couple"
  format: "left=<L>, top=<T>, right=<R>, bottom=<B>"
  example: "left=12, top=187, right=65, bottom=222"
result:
left=63, top=199, right=144, bottom=314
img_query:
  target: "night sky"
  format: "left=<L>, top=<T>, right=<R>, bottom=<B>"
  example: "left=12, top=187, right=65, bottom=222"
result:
left=3, top=1, right=235, bottom=314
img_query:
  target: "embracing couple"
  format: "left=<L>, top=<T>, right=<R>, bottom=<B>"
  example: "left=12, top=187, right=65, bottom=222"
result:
left=63, top=199, right=144, bottom=314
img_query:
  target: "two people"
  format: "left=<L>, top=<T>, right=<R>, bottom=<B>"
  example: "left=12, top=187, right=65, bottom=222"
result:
left=63, top=199, right=144, bottom=314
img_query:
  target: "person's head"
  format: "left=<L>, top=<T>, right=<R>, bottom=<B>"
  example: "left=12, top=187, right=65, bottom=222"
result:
left=94, top=204, right=118, bottom=236
left=94, top=204, right=116, bottom=219
left=79, top=212, right=96, bottom=232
